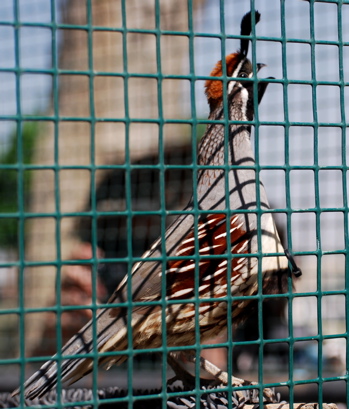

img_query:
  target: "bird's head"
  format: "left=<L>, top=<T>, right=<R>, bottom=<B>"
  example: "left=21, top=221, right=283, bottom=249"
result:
left=205, top=11, right=270, bottom=121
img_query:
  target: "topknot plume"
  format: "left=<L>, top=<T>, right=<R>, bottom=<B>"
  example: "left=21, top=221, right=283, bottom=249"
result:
left=205, top=11, right=260, bottom=112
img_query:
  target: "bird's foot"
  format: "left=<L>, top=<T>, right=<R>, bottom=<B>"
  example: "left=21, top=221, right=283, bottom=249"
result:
left=198, top=355, right=278, bottom=403
left=168, top=351, right=278, bottom=404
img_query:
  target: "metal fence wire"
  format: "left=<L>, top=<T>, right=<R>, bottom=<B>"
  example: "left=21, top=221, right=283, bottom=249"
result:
left=0, top=0, right=347, bottom=408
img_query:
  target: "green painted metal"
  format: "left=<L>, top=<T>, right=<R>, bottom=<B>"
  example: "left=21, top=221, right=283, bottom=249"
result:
left=0, top=1, right=347, bottom=408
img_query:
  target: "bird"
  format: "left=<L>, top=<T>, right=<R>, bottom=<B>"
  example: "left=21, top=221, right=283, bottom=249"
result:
left=14, top=10, right=295, bottom=400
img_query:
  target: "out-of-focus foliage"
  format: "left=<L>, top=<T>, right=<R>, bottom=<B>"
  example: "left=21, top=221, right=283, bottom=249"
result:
left=0, top=122, right=39, bottom=248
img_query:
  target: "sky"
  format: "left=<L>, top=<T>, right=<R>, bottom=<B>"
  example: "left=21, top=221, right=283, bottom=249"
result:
left=0, top=0, right=56, bottom=146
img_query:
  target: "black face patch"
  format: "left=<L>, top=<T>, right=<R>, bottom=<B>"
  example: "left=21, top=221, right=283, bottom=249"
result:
left=226, top=58, right=255, bottom=122
left=237, top=59, right=253, bottom=84
left=227, top=58, right=254, bottom=94
left=226, top=56, right=268, bottom=122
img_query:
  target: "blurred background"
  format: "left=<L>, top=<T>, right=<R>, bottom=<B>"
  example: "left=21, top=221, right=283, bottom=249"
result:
left=0, top=0, right=347, bottom=406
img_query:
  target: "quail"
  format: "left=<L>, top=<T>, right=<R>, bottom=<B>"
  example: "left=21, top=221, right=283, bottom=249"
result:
left=14, top=11, right=295, bottom=400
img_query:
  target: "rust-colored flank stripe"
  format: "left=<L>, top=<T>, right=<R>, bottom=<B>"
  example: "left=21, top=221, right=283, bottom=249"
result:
left=166, top=213, right=248, bottom=302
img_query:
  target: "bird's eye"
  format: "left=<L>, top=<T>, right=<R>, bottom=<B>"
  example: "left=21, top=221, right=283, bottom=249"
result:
left=239, top=72, right=248, bottom=78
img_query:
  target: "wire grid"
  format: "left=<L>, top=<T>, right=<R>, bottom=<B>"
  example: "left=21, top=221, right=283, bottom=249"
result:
left=0, top=0, right=347, bottom=408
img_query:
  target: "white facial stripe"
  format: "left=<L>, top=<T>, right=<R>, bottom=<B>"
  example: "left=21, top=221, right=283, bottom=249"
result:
left=232, top=57, right=246, bottom=79
left=227, top=80, right=236, bottom=95
left=227, top=57, right=246, bottom=95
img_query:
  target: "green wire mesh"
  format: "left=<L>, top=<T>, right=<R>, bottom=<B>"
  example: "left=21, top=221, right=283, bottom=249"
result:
left=0, top=0, right=347, bottom=408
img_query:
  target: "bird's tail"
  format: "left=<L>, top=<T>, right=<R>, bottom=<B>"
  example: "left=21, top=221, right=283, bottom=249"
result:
left=12, top=306, right=128, bottom=400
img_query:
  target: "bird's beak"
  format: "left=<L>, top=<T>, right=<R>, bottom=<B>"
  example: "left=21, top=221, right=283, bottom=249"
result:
left=257, top=63, right=267, bottom=72
left=256, top=63, right=268, bottom=104
left=258, top=76, right=274, bottom=104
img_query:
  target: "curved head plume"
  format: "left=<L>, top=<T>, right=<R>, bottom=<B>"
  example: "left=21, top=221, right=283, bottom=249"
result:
left=205, top=11, right=262, bottom=112
left=240, top=10, right=261, bottom=57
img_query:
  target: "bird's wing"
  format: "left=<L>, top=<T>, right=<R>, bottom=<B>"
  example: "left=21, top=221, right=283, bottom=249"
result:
left=13, top=297, right=126, bottom=399
left=14, top=209, right=195, bottom=400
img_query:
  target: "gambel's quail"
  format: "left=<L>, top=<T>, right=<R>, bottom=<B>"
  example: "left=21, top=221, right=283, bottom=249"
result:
left=14, top=11, right=299, bottom=400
